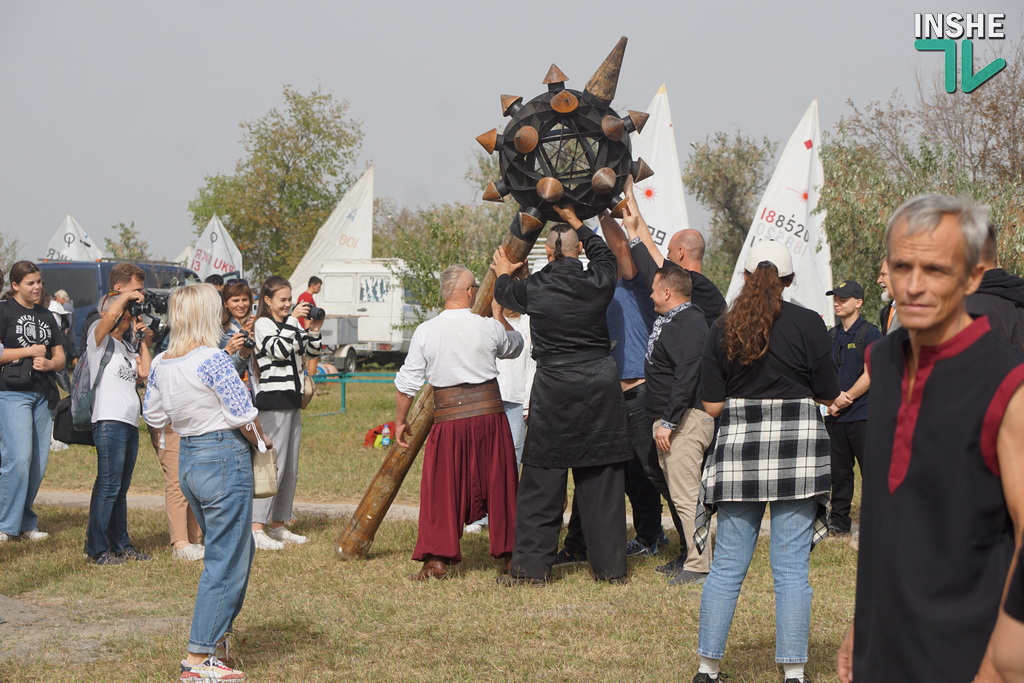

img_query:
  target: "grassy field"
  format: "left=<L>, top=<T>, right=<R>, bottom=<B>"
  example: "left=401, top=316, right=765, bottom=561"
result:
left=2, top=382, right=859, bottom=682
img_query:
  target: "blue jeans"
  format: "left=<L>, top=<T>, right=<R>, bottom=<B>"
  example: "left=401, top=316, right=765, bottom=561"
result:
left=0, top=391, right=53, bottom=536
left=85, top=421, right=139, bottom=558
left=179, top=429, right=255, bottom=654
left=504, top=401, right=527, bottom=466
left=697, top=498, right=817, bottom=663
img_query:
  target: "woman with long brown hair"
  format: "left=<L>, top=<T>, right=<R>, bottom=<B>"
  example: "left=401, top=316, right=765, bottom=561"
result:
left=690, top=241, right=839, bottom=683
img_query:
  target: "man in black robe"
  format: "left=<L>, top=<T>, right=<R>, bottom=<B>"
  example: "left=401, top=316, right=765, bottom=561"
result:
left=492, top=204, right=630, bottom=584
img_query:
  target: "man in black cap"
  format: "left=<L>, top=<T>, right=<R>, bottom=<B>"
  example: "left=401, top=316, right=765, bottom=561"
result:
left=823, top=280, right=881, bottom=535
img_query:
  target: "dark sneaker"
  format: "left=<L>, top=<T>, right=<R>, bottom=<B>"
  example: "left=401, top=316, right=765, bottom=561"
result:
left=667, top=569, right=709, bottom=586
left=552, top=547, right=588, bottom=566
left=656, top=553, right=686, bottom=575
left=90, top=551, right=127, bottom=566
left=118, top=545, right=152, bottom=561
left=691, top=673, right=730, bottom=682
left=625, top=538, right=657, bottom=557
left=783, top=678, right=810, bottom=683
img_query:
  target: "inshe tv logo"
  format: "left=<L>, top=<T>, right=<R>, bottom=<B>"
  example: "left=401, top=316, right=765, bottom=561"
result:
left=914, top=13, right=1007, bottom=93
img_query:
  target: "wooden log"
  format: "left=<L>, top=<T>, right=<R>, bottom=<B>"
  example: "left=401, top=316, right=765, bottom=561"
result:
left=336, top=216, right=544, bottom=559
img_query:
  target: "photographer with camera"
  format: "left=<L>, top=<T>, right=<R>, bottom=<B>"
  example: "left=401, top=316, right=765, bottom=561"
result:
left=296, top=276, right=323, bottom=378
left=251, top=275, right=323, bottom=550
left=0, top=261, right=67, bottom=543
left=83, top=289, right=152, bottom=565
left=220, top=281, right=256, bottom=396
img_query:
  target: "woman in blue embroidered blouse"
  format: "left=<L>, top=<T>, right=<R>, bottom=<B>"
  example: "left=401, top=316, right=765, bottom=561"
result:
left=143, top=283, right=261, bottom=682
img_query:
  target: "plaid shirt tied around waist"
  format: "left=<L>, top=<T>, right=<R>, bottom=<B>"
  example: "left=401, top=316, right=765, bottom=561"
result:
left=694, top=397, right=831, bottom=553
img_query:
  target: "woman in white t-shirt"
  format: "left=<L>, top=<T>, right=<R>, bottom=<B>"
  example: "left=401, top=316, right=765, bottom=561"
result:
left=83, top=291, right=152, bottom=565
left=143, top=283, right=260, bottom=682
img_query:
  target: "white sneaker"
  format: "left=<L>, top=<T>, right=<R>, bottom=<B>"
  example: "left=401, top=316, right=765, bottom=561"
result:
left=172, top=543, right=206, bottom=561
left=50, top=439, right=69, bottom=452
left=252, top=530, right=284, bottom=551
left=0, top=532, right=9, bottom=542
left=23, top=530, right=49, bottom=541
left=265, top=526, right=307, bottom=544
left=464, top=524, right=483, bottom=534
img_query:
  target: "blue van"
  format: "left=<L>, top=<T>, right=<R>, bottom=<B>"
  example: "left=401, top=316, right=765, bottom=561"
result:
left=37, top=260, right=201, bottom=351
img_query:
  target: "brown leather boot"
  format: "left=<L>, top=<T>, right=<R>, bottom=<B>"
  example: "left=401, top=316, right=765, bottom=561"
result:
left=408, top=557, right=448, bottom=581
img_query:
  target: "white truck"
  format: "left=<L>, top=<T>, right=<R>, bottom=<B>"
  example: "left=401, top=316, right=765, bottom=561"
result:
left=314, top=258, right=415, bottom=372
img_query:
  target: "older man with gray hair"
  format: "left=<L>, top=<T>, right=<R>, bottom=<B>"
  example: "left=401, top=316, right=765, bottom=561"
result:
left=394, top=264, right=524, bottom=581
left=838, top=194, right=1024, bottom=683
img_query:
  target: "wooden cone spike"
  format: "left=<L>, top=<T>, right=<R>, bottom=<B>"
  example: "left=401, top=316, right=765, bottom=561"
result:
left=632, top=157, right=655, bottom=183
left=583, top=36, right=627, bottom=104
left=519, top=211, right=544, bottom=234
left=543, top=64, right=569, bottom=84
left=482, top=180, right=504, bottom=203
left=601, top=115, right=625, bottom=141
left=627, top=110, right=650, bottom=134
left=536, top=176, right=564, bottom=202
left=514, top=126, right=539, bottom=154
left=591, top=168, right=617, bottom=195
left=609, top=197, right=629, bottom=219
left=476, top=129, right=499, bottom=154
left=550, top=90, right=579, bottom=113
left=501, top=94, right=523, bottom=117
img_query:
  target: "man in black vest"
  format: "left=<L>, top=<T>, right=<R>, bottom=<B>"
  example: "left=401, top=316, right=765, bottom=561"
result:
left=966, top=220, right=1024, bottom=351
left=838, top=195, right=1024, bottom=682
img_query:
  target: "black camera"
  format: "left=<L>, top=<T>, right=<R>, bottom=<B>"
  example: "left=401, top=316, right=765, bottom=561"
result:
left=127, top=291, right=170, bottom=318
left=307, top=306, right=326, bottom=321
left=238, top=329, right=257, bottom=350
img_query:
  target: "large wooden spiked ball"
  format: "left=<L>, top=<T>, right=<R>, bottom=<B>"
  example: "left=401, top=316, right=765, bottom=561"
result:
left=476, top=37, right=653, bottom=223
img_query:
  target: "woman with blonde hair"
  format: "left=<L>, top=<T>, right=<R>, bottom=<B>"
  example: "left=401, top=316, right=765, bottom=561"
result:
left=690, top=241, right=839, bottom=683
left=144, top=283, right=262, bottom=681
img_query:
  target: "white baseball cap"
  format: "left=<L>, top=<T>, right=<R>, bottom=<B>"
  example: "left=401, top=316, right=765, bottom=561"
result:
left=744, top=240, right=794, bottom=277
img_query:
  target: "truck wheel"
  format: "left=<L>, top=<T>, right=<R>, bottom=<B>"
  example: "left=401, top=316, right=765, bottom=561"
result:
left=341, top=348, right=357, bottom=374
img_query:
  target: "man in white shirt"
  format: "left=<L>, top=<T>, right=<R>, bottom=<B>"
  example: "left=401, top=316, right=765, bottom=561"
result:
left=395, top=264, right=524, bottom=581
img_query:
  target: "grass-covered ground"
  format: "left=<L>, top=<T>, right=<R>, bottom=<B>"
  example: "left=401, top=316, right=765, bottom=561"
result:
left=1, top=383, right=858, bottom=681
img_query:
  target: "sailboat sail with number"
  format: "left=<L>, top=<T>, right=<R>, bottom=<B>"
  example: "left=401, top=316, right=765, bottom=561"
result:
left=725, top=99, right=833, bottom=326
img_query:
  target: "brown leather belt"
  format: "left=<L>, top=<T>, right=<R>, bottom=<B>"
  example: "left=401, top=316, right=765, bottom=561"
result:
left=433, top=379, right=504, bottom=423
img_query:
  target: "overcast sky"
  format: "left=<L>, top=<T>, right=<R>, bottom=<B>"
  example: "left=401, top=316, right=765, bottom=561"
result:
left=1, top=1, right=1020, bottom=263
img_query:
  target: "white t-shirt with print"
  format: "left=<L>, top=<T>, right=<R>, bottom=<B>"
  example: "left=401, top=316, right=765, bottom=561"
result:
left=86, top=321, right=140, bottom=425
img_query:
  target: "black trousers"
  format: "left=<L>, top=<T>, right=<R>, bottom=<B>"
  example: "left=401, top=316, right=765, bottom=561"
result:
left=825, top=419, right=866, bottom=532
left=511, top=462, right=626, bottom=580
left=563, top=386, right=670, bottom=552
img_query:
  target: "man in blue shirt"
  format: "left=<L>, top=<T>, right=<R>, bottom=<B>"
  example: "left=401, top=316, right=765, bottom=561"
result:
left=824, top=280, right=881, bottom=535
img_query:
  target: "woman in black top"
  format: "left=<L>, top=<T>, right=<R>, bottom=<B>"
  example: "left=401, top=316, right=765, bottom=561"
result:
left=691, top=241, right=838, bottom=683
left=0, top=261, right=67, bottom=542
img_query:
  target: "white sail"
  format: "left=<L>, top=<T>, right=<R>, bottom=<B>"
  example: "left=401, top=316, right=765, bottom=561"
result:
left=290, top=166, right=374, bottom=287
left=173, top=243, right=195, bottom=268
left=725, top=100, right=833, bottom=326
left=190, top=216, right=243, bottom=279
left=42, top=214, right=103, bottom=261
left=629, top=84, right=690, bottom=257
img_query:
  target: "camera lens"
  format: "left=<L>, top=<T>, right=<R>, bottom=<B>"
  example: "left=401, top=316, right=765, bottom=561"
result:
left=308, top=306, right=326, bottom=321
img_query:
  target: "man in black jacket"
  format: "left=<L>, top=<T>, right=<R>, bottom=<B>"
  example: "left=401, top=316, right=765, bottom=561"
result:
left=967, top=221, right=1024, bottom=351
left=493, top=205, right=630, bottom=584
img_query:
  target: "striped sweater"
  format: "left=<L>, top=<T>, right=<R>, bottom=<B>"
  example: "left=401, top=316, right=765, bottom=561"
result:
left=253, top=315, right=322, bottom=410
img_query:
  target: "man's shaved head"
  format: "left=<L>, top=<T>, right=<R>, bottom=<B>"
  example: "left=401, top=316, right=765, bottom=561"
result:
left=546, top=224, right=580, bottom=260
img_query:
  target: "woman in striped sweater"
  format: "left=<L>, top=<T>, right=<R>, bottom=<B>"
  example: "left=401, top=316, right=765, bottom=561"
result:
left=251, top=276, right=323, bottom=551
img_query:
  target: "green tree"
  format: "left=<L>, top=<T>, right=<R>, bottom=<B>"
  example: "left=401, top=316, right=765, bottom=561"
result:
left=682, top=132, right=777, bottom=291
left=380, top=153, right=516, bottom=324
left=189, top=86, right=363, bottom=280
left=104, top=221, right=151, bottom=261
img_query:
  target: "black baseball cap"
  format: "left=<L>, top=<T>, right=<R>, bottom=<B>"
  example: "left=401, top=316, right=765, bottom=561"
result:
left=826, top=280, right=865, bottom=299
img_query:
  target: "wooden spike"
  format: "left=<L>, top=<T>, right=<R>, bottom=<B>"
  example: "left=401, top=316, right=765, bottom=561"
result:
left=476, top=129, right=498, bottom=154
left=519, top=211, right=544, bottom=234
left=501, top=94, right=523, bottom=117
left=514, top=126, right=539, bottom=154
left=601, top=115, right=625, bottom=141
left=584, top=36, right=627, bottom=103
left=633, top=157, right=655, bottom=183
left=591, top=167, right=617, bottom=195
left=628, top=110, right=650, bottom=135
left=482, top=180, right=504, bottom=203
left=536, top=177, right=564, bottom=202
left=550, top=90, right=579, bottom=114
left=609, top=197, right=629, bottom=220
left=543, top=64, right=569, bottom=84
